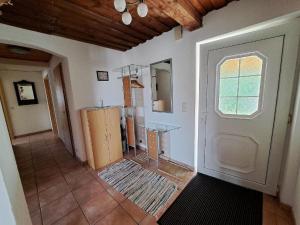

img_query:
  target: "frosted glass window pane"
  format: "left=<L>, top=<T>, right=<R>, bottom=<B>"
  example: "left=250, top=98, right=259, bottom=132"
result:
left=219, top=97, right=237, bottom=114
left=220, top=58, right=239, bottom=78
left=237, top=97, right=259, bottom=115
left=219, top=78, right=238, bottom=97
left=238, top=76, right=261, bottom=97
left=240, top=56, right=263, bottom=76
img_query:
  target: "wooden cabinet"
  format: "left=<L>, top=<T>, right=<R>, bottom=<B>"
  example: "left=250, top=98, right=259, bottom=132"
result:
left=81, top=107, right=123, bottom=170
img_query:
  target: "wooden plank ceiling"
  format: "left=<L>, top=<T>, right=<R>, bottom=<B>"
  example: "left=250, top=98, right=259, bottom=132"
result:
left=0, top=43, right=52, bottom=62
left=0, top=0, right=236, bottom=51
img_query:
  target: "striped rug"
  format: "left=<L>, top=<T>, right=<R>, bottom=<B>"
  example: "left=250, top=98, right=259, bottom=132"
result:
left=98, top=159, right=177, bottom=215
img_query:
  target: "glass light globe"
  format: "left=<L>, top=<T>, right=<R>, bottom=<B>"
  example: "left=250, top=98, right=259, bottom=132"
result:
left=137, top=2, right=148, bottom=17
left=122, top=11, right=132, bottom=25
left=114, top=0, right=126, bottom=12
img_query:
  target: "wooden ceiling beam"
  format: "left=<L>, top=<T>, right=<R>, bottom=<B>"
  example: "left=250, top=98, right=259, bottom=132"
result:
left=16, top=0, right=142, bottom=45
left=51, top=0, right=152, bottom=41
left=68, top=0, right=160, bottom=37
left=146, top=1, right=179, bottom=27
left=5, top=2, right=137, bottom=48
left=0, top=12, right=129, bottom=51
left=189, top=0, right=208, bottom=15
left=148, top=0, right=202, bottom=31
left=80, top=0, right=173, bottom=34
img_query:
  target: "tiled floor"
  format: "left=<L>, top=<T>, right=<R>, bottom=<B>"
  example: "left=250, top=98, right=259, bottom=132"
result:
left=13, top=132, right=295, bottom=225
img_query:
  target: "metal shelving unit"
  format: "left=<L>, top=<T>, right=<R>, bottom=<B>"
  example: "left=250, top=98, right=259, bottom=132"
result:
left=113, top=64, right=148, bottom=157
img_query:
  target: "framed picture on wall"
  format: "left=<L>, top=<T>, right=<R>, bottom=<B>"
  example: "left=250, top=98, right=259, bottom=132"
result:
left=13, top=80, right=38, bottom=105
left=97, top=71, right=109, bottom=81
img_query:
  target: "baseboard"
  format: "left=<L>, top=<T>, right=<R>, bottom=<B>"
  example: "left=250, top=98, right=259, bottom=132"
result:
left=137, top=144, right=147, bottom=151
left=14, top=129, right=52, bottom=138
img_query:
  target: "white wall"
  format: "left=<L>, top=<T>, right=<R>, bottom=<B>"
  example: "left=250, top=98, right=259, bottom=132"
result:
left=0, top=0, right=299, bottom=197
left=281, top=67, right=300, bottom=221
left=0, top=101, right=32, bottom=225
left=122, top=0, right=300, bottom=167
left=0, top=24, right=125, bottom=161
left=0, top=68, right=51, bottom=136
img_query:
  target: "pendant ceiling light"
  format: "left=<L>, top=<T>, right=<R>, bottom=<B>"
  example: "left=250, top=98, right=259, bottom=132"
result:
left=114, top=0, right=148, bottom=25
left=0, top=0, right=13, bottom=7
left=122, top=10, right=132, bottom=25
left=137, top=1, right=148, bottom=17
left=114, top=0, right=126, bottom=12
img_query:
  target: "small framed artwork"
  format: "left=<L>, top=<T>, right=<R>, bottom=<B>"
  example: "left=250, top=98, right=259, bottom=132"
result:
left=13, top=80, right=38, bottom=105
left=97, top=71, right=109, bottom=81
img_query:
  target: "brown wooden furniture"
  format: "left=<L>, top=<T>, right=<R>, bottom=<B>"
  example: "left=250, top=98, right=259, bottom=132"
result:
left=122, top=76, right=132, bottom=107
left=81, top=107, right=123, bottom=170
left=147, top=130, right=158, bottom=161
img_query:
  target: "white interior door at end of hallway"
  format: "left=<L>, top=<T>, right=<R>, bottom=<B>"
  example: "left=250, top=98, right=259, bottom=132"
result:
left=53, top=64, right=73, bottom=155
left=203, top=36, right=284, bottom=191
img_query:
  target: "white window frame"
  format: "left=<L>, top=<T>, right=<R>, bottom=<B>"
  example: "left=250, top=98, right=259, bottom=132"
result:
left=215, top=51, right=267, bottom=119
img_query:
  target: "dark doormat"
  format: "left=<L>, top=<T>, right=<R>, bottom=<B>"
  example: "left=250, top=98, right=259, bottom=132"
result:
left=158, top=173, right=262, bottom=225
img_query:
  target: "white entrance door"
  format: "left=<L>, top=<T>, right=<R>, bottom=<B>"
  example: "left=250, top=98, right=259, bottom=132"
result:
left=204, top=36, right=284, bottom=188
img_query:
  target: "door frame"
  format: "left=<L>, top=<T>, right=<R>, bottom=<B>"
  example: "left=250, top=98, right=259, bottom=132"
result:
left=196, top=21, right=300, bottom=195
left=43, top=75, right=58, bottom=135
left=0, top=79, right=14, bottom=140
left=53, top=63, right=75, bottom=156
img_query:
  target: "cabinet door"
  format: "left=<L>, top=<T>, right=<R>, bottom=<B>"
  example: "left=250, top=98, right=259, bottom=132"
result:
left=87, top=109, right=109, bottom=169
left=105, top=108, right=123, bottom=163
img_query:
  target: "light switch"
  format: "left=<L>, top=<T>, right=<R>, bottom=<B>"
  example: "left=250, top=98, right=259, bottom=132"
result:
left=182, top=102, right=187, bottom=112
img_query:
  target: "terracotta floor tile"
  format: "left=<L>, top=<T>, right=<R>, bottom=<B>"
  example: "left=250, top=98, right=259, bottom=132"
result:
left=35, top=167, right=61, bottom=179
left=65, top=170, right=94, bottom=190
left=37, top=174, right=66, bottom=192
left=96, top=177, right=111, bottom=189
left=34, top=160, right=57, bottom=170
left=95, top=206, right=137, bottom=225
left=276, top=215, right=293, bottom=225
left=59, top=161, right=82, bottom=174
left=276, top=205, right=293, bottom=222
left=41, top=193, right=78, bottom=225
left=30, top=210, right=42, bottom=225
left=39, top=182, right=71, bottom=207
left=23, top=182, right=38, bottom=197
left=26, top=194, right=40, bottom=213
left=139, top=215, right=158, bottom=225
left=263, top=210, right=277, bottom=225
left=52, top=208, right=89, bottom=225
left=263, top=194, right=278, bottom=213
left=107, top=187, right=126, bottom=203
left=21, top=176, right=36, bottom=187
left=73, top=180, right=105, bottom=205
left=121, top=199, right=147, bottom=223
left=81, top=190, right=118, bottom=224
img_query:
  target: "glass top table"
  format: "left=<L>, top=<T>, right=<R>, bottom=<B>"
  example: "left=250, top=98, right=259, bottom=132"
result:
left=141, top=122, right=180, bottom=133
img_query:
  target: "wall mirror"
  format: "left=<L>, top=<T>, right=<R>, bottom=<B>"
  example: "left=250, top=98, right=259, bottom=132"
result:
left=14, top=80, right=38, bottom=105
left=150, top=59, right=173, bottom=113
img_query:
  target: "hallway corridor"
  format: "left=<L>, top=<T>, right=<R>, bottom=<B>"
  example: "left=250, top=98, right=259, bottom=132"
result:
left=14, top=132, right=157, bottom=225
